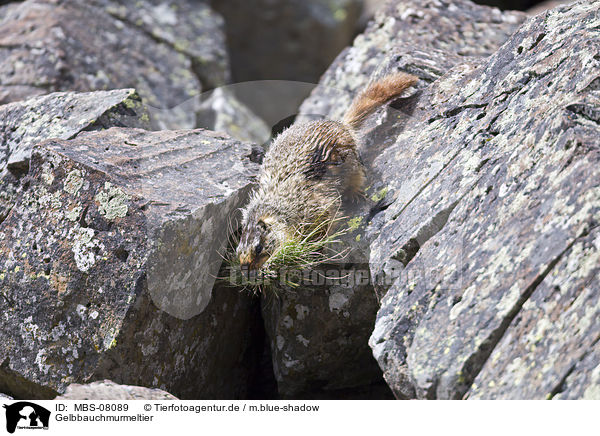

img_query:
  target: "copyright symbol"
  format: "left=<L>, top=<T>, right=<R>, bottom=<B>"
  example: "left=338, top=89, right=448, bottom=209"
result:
left=144, top=404, right=152, bottom=411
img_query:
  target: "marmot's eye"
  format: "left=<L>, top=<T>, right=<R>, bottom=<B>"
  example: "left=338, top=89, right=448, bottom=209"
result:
left=257, top=220, right=267, bottom=231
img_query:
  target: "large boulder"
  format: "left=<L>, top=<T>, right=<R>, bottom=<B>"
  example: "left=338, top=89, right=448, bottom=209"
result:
left=0, top=127, right=262, bottom=399
left=0, top=0, right=229, bottom=129
left=367, top=0, right=600, bottom=399
left=87, top=0, right=229, bottom=90
left=261, top=0, right=525, bottom=398
left=260, top=201, right=384, bottom=398
left=55, top=380, right=178, bottom=400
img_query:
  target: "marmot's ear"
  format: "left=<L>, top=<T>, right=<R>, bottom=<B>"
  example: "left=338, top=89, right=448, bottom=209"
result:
left=322, top=144, right=350, bottom=166
left=305, top=142, right=351, bottom=180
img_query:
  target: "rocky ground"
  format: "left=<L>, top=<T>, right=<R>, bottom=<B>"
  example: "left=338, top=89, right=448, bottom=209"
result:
left=55, top=380, right=178, bottom=400
left=0, top=0, right=598, bottom=400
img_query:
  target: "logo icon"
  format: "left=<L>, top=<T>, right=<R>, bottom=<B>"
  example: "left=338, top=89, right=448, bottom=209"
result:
left=3, top=402, right=50, bottom=433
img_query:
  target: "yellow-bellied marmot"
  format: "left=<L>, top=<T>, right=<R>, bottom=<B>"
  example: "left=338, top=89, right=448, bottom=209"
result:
left=237, top=72, right=418, bottom=270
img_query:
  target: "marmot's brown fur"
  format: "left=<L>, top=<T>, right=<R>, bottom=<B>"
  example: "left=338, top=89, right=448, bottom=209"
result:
left=237, top=72, right=418, bottom=270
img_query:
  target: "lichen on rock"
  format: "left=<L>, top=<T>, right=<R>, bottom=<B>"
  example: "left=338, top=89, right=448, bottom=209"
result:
left=95, top=182, right=130, bottom=220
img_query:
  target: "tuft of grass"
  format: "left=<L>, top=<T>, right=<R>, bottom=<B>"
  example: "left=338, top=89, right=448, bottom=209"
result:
left=222, top=210, right=350, bottom=293
left=260, top=216, right=350, bottom=288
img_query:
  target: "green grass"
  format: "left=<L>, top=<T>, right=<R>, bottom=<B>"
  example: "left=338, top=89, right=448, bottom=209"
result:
left=262, top=217, right=350, bottom=285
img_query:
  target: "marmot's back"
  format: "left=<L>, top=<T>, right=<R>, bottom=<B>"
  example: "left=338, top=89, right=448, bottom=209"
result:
left=261, top=120, right=356, bottom=193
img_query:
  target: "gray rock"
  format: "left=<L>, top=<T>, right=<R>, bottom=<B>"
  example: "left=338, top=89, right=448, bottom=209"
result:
left=88, top=0, right=230, bottom=89
left=0, top=0, right=228, bottom=129
left=262, top=280, right=383, bottom=398
left=468, top=229, right=600, bottom=399
left=0, top=178, right=19, bottom=232
left=55, top=380, right=178, bottom=400
left=553, top=346, right=600, bottom=400
left=0, top=89, right=148, bottom=228
left=0, top=4, right=10, bottom=22
left=0, top=392, right=13, bottom=400
left=224, top=80, right=318, bottom=140
left=527, top=0, right=575, bottom=15
left=196, top=87, right=271, bottom=145
left=252, top=183, right=390, bottom=398
left=368, top=0, right=600, bottom=399
left=0, top=127, right=261, bottom=399
left=262, top=0, right=526, bottom=400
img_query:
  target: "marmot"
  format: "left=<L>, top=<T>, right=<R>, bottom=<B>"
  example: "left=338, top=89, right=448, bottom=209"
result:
left=237, top=72, right=418, bottom=270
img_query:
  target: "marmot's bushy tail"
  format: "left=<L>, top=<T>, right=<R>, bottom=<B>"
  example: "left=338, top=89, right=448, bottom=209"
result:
left=343, top=72, right=418, bottom=130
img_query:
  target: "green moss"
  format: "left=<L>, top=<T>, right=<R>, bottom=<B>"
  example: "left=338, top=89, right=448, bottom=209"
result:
left=371, top=187, right=388, bottom=202
left=173, top=40, right=190, bottom=53
left=123, top=98, right=140, bottom=110
left=333, top=9, right=347, bottom=21
left=347, top=216, right=363, bottom=231
left=95, top=182, right=130, bottom=220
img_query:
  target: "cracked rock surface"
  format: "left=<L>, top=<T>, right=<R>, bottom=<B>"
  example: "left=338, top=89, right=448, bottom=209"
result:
left=365, top=0, right=600, bottom=399
left=0, top=127, right=261, bottom=399
left=0, top=89, right=148, bottom=178
left=0, top=89, right=148, bottom=231
left=0, top=0, right=229, bottom=129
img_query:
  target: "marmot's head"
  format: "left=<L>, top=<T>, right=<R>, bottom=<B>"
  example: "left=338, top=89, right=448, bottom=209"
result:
left=236, top=206, right=285, bottom=271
